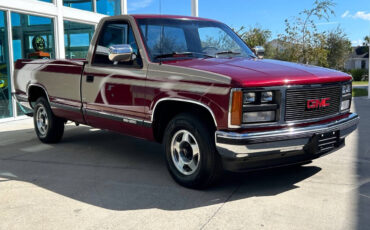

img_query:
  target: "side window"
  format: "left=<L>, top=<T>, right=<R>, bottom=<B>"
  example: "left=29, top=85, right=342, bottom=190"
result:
left=93, top=21, right=140, bottom=66
left=140, top=24, right=188, bottom=59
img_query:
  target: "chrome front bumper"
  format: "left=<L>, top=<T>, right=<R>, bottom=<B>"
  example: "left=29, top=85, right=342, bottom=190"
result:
left=216, top=113, right=359, bottom=159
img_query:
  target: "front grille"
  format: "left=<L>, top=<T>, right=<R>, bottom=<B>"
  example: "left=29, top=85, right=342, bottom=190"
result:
left=285, top=85, right=341, bottom=122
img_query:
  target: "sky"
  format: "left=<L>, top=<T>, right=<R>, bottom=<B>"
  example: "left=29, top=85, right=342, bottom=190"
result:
left=127, top=0, right=370, bottom=46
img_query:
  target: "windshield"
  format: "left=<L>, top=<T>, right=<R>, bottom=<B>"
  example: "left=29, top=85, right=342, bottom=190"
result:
left=136, top=18, right=256, bottom=62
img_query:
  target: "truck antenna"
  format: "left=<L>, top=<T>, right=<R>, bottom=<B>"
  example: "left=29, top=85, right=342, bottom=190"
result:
left=159, top=0, right=163, bottom=65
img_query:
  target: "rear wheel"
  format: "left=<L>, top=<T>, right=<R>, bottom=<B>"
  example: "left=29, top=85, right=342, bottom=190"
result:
left=33, top=97, right=64, bottom=143
left=163, top=113, right=221, bottom=189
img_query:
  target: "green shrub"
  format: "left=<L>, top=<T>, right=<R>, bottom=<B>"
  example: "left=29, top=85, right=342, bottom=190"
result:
left=350, top=69, right=368, bottom=81
left=353, top=88, right=368, bottom=97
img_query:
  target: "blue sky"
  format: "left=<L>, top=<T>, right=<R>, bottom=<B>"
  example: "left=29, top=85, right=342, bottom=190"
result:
left=128, top=0, right=370, bottom=46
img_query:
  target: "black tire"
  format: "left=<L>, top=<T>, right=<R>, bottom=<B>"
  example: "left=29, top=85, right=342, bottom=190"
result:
left=33, top=97, right=64, bottom=143
left=163, top=113, right=221, bottom=189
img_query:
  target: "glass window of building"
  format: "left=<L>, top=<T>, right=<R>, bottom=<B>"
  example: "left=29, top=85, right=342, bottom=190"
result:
left=64, top=21, right=95, bottom=59
left=11, top=13, right=55, bottom=61
left=11, top=12, right=55, bottom=115
left=38, top=0, right=53, bottom=2
left=0, top=10, right=12, bottom=119
left=96, top=0, right=121, bottom=16
left=63, top=0, right=93, bottom=12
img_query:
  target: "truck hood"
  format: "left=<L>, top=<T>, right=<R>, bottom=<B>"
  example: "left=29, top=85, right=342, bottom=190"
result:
left=163, top=58, right=352, bottom=87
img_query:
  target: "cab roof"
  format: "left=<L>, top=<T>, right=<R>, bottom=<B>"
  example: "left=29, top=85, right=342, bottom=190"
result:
left=131, top=14, right=219, bottom=22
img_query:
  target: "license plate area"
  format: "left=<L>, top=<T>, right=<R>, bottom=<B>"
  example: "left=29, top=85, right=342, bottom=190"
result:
left=317, top=131, right=339, bottom=152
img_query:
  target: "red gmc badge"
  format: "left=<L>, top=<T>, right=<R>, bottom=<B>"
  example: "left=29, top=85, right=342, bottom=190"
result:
left=306, top=98, right=330, bottom=110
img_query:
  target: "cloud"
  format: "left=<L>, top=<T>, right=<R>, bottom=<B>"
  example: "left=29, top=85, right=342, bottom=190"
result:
left=128, top=0, right=153, bottom=11
left=341, top=10, right=370, bottom=21
left=341, top=10, right=350, bottom=18
left=353, top=11, right=370, bottom=21
left=352, top=39, right=364, bottom=46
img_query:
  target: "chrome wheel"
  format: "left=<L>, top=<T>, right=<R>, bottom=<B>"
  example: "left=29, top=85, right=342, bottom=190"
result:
left=170, top=130, right=201, bottom=175
left=36, top=105, right=48, bottom=137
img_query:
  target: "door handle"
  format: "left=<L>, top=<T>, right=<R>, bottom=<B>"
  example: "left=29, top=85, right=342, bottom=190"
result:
left=86, top=75, right=94, bottom=83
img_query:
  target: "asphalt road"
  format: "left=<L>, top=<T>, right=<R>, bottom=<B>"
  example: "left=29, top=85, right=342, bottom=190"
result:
left=0, top=97, right=369, bottom=230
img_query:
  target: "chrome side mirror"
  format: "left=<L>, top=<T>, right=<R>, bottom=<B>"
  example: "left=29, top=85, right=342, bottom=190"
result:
left=108, top=44, right=135, bottom=62
left=253, top=46, right=265, bottom=59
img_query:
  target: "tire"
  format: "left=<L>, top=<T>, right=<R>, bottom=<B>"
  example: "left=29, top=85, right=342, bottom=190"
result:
left=163, top=113, right=221, bottom=189
left=33, top=97, right=64, bottom=143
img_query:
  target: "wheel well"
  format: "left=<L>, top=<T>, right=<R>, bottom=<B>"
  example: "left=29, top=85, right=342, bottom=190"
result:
left=152, top=100, right=217, bottom=143
left=28, top=86, right=48, bottom=105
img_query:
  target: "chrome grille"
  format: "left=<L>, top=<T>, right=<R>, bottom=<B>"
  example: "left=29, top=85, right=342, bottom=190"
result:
left=285, top=85, right=341, bottom=122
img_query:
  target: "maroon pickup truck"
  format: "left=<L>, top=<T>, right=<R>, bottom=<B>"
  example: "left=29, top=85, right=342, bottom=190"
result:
left=13, top=15, right=359, bottom=188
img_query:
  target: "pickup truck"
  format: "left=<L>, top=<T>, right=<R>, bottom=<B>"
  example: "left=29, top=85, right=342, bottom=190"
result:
left=13, top=15, right=359, bottom=189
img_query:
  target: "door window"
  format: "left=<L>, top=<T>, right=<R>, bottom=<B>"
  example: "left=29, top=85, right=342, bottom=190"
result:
left=92, top=21, right=141, bottom=67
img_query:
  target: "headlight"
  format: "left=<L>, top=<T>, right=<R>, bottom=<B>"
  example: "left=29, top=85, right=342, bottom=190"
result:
left=230, top=89, right=279, bottom=127
left=243, top=111, right=276, bottom=123
left=261, top=91, right=273, bottom=103
left=342, top=84, right=351, bottom=94
left=341, top=83, right=352, bottom=112
left=244, top=92, right=255, bottom=103
left=341, top=100, right=350, bottom=111
left=243, top=91, right=275, bottom=104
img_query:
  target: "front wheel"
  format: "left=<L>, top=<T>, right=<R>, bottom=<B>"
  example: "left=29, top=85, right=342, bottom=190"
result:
left=33, top=97, right=64, bottom=143
left=163, top=113, right=221, bottom=189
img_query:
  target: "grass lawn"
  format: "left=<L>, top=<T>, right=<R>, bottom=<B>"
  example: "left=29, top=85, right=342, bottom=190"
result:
left=353, top=81, right=369, bottom=85
left=353, top=88, right=368, bottom=97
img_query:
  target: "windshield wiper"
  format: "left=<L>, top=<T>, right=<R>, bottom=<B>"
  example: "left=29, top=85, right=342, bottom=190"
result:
left=154, top=52, right=214, bottom=60
left=215, top=51, right=241, bottom=56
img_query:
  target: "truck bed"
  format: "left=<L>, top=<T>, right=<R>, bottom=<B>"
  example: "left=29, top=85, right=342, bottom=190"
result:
left=14, top=59, right=86, bottom=123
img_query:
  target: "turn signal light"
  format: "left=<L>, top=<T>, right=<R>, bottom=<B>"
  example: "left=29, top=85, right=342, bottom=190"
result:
left=231, top=91, right=243, bottom=125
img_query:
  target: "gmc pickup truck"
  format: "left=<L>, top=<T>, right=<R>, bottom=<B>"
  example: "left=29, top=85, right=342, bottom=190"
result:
left=13, top=15, right=359, bottom=188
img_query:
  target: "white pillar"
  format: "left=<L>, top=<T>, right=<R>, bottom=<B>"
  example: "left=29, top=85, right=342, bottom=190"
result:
left=122, top=0, right=127, bottom=14
left=191, top=0, right=198, bottom=17
left=6, top=10, right=17, bottom=117
left=55, top=0, right=65, bottom=59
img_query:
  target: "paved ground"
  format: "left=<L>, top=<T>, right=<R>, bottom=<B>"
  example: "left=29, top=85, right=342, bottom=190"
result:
left=1, top=98, right=369, bottom=230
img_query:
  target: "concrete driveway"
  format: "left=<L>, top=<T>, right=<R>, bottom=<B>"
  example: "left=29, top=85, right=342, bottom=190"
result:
left=0, top=98, right=369, bottom=230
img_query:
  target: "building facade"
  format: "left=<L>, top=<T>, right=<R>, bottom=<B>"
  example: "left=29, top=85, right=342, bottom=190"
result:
left=0, top=0, right=123, bottom=121
left=0, top=0, right=198, bottom=122
left=344, top=46, right=369, bottom=71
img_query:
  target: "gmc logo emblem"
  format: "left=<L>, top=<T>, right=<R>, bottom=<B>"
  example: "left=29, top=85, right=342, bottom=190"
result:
left=306, top=98, right=330, bottom=110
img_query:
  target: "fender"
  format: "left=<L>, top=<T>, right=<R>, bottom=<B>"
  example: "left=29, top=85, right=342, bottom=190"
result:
left=151, top=97, right=218, bottom=127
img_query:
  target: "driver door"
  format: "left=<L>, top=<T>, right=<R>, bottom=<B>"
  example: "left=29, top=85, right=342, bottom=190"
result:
left=81, top=20, right=148, bottom=134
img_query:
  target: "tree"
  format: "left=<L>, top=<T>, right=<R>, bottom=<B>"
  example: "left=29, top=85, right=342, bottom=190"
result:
left=325, top=27, right=352, bottom=70
left=363, top=36, right=370, bottom=46
left=278, top=0, right=336, bottom=65
left=238, top=26, right=272, bottom=48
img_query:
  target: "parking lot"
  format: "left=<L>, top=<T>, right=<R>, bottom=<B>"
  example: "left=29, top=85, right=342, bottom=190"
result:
left=0, top=97, right=369, bottom=230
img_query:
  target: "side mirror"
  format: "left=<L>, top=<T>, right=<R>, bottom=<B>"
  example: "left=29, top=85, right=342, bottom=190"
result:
left=108, top=44, right=135, bottom=62
left=253, top=46, right=265, bottom=59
